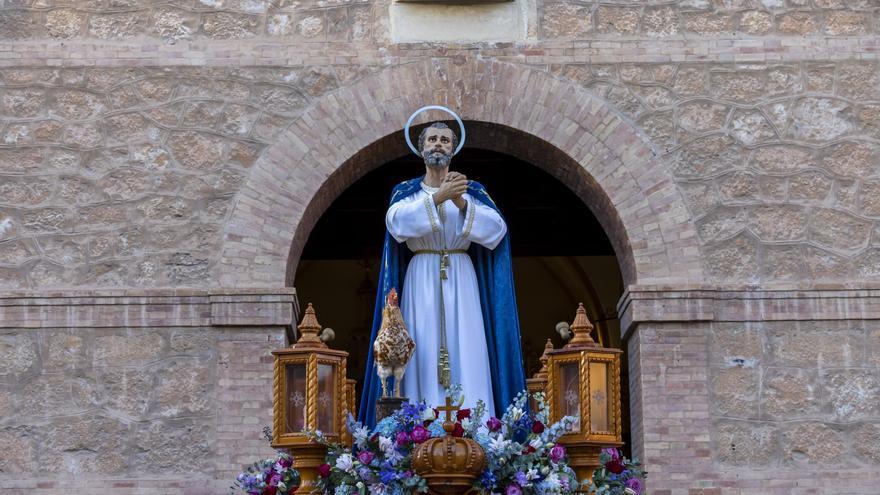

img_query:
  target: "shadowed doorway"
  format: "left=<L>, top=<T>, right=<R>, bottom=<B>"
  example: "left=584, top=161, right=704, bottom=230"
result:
left=293, top=147, right=630, bottom=448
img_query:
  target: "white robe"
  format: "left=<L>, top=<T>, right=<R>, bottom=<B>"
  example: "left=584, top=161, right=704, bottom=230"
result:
left=386, top=182, right=507, bottom=418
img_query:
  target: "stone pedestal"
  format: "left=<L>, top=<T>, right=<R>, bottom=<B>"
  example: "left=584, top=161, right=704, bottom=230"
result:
left=376, top=397, right=407, bottom=422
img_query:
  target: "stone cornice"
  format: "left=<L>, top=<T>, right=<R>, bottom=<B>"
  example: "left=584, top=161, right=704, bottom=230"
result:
left=0, top=35, right=876, bottom=67
left=0, top=287, right=298, bottom=328
left=619, top=284, right=880, bottom=338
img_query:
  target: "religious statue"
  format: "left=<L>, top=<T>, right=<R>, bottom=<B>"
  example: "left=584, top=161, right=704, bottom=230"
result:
left=359, top=107, right=526, bottom=426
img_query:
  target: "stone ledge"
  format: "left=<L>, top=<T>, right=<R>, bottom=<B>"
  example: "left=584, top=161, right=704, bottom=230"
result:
left=619, top=283, right=880, bottom=338
left=0, top=35, right=877, bottom=67
left=0, top=287, right=297, bottom=329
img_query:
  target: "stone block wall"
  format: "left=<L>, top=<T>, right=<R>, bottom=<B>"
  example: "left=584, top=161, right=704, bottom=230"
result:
left=0, top=291, right=291, bottom=493
left=623, top=288, right=880, bottom=494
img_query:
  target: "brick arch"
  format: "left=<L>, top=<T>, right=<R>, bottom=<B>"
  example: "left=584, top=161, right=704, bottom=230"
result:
left=219, top=59, right=703, bottom=288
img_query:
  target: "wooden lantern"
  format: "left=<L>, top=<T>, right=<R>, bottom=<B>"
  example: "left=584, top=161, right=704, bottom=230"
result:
left=546, top=303, right=623, bottom=489
left=272, top=303, right=350, bottom=493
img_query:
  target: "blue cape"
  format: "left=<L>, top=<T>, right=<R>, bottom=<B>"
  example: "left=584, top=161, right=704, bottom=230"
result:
left=358, top=177, right=526, bottom=427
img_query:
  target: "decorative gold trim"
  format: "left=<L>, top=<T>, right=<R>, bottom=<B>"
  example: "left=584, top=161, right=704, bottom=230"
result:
left=462, top=199, right=476, bottom=238
left=273, top=356, right=283, bottom=445
left=307, top=354, right=318, bottom=430
left=424, top=196, right=440, bottom=233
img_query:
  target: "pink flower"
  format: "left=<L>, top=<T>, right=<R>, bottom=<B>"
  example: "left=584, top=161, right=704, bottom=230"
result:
left=487, top=417, right=503, bottom=432
left=395, top=431, right=409, bottom=446
left=410, top=426, right=429, bottom=444
left=549, top=443, right=566, bottom=463
left=505, top=483, right=523, bottom=495
left=357, top=450, right=374, bottom=465
left=278, top=456, right=292, bottom=468
left=317, top=463, right=331, bottom=478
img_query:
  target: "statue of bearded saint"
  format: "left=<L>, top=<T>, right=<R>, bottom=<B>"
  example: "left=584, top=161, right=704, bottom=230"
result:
left=359, top=122, right=526, bottom=427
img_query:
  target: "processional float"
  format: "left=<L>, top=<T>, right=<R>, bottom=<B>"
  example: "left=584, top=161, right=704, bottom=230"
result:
left=270, top=106, right=624, bottom=493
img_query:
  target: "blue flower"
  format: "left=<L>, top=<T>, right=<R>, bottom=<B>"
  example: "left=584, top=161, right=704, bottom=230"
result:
left=399, top=402, right=424, bottom=422
left=480, top=469, right=498, bottom=489
left=375, top=417, right=399, bottom=438
left=427, top=420, right=446, bottom=438
left=379, top=468, right=398, bottom=484
left=514, top=471, right=528, bottom=486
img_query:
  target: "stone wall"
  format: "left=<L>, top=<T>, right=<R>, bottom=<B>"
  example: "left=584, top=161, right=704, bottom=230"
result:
left=1, top=1, right=877, bottom=43
left=0, top=290, right=292, bottom=493
left=2, top=0, right=880, bottom=493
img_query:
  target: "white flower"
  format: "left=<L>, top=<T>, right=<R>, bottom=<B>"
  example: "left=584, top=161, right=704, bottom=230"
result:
left=368, top=483, right=386, bottom=495
left=421, top=407, right=436, bottom=421
left=461, top=418, right=472, bottom=430
left=526, top=468, right=539, bottom=480
left=277, top=482, right=287, bottom=492
left=385, top=448, right=404, bottom=466
left=353, top=425, right=370, bottom=448
left=488, top=433, right=510, bottom=455
left=509, top=407, right=524, bottom=422
left=378, top=435, right=394, bottom=454
left=335, top=453, right=354, bottom=473
left=543, top=472, right=561, bottom=492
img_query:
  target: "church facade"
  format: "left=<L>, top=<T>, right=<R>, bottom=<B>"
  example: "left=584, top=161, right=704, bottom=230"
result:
left=1, top=1, right=879, bottom=493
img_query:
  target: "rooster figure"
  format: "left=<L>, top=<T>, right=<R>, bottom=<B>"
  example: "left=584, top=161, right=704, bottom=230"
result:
left=373, top=288, right=416, bottom=398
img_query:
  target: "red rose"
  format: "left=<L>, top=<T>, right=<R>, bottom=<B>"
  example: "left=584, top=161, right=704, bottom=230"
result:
left=456, top=408, right=471, bottom=421
left=452, top=423, right=465, bottom=437
left=317, top=463, right=332, bottom=478
left=531, top=421, right=545, bottom=434
left=605, top=459, right=625, bottom=474
left=522, top=445, right=536, bottom=454
left=265, top=486, right=278, bottom=495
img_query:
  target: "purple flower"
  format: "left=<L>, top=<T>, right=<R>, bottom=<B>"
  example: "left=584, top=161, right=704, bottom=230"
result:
left=514, top=471, right=528, bottom=486
left=395, top=431, right=410, bottom=446
left=357, top=450, right=374, bottom=465
left=625, top=477, right=643, bottom=495
left=505, top=483, right=523, bottom=495
left=487, top=417, right=503, bottom=432
left=549, top=443, right=566, bottom=463
left=410, top=425, right=429, bottom=443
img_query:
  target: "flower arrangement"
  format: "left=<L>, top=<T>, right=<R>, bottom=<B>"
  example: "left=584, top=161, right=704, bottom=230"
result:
left=232, top=430, right=302, bottom=495
left=589, top=448, right=646, bottom=495
left=311, top=389, right=581, bottom=495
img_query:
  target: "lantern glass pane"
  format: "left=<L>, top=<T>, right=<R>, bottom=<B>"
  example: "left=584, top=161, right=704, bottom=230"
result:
left=589, top=361, right=610, bottom=433
left=317, top=363, right=336, bottom=434
left=559, top=362, right=580, bottom=431
left=286, top=364, right=307, bottom=433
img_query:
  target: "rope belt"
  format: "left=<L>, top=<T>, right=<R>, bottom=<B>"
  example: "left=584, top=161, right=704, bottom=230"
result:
left=411, top=249, right=467, bottom=389
left=412, top=249, right=468, bottom=255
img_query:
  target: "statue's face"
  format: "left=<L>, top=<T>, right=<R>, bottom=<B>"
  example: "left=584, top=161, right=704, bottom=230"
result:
left=421, top=127, right=455, bottom=169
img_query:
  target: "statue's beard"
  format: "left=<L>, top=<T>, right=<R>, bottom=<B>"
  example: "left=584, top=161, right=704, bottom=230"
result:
left=422, top=149, right=452, bottom=169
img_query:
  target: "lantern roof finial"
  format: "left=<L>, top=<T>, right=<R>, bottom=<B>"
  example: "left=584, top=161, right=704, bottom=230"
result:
left=294, top=303, right=327, bottom=349
left=565, top=303, right=598, bottom=349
